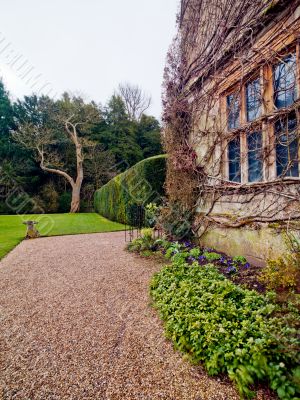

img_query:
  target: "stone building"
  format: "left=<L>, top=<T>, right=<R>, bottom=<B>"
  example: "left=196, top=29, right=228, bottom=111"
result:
left=176, top=0, right=300, bottom=264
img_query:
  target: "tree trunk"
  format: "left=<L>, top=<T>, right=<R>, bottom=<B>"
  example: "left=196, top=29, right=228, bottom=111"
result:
left=69, top=141, right=84, bottom=213
left=36, top=120, right=85, bottom=213
left=70, top=184, right=81, bottom=213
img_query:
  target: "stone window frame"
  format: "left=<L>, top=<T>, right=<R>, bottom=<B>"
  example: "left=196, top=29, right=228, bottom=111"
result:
left=221, top=42, right=300, bottom=184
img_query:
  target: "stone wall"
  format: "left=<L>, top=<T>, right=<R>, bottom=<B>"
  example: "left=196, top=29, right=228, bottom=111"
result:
left=199, top=224, right=289, bottom=266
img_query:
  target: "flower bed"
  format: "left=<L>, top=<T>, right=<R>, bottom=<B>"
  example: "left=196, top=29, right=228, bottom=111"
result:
left=127, top=234, right=300, bottom=399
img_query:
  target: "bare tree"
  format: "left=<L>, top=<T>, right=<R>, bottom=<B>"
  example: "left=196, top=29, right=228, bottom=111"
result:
left=85, top=144, right=117, bottom=189
left=13, top=95, right=99, bottom=213
left=118, top=82, right=151, bottom=121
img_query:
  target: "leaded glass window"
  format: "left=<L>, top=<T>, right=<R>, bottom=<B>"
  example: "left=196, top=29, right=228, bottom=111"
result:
left=247, top=131, right=263, bottom=182
left=274, top=54, right=297, bottom=109
left=275, top=113, right=299, bottom=177
left=228, top=137, right=241, bottom=182
left=227, top=93, right=240, bottom=130
left=246, top=77, right=261, bottom=121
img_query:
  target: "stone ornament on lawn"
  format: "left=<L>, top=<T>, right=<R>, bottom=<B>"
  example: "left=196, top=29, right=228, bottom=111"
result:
left=23, top=221, right=40, bottom=239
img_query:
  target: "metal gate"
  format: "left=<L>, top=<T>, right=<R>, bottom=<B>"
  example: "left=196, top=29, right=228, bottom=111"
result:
left=124, top=204, right=145, bottom=242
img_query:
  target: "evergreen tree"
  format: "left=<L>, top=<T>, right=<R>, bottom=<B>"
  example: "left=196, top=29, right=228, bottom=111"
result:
left=137, top=114, right=162, bottom=158
left=0, top=79, right=163, bottom=214
left=0, top=80, right=15, bottom=160
left=91, top=95, right=143, bottom=170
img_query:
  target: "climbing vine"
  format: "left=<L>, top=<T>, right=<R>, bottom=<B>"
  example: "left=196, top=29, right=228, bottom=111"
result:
left=162, top=0, right=300, bottom=236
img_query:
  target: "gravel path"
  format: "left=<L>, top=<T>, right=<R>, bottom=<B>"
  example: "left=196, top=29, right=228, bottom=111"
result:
left=0, top=232, right=243, bottom=400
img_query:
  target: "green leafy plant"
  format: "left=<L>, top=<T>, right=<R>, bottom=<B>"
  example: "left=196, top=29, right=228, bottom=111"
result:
left=172, top=251, right=190, bottom=264
left=189, top=247, right=201, bottom=258
left=233, top=255, right=247, bottom=265
left=154, top=238, right=171, bottom=250
left=141, top=250, right=153, bottom=257
left=259, top=256, right=299, bottom=291
left=150, top=259, right=300, bottom=399
left=203, top=251, right=221, bottom=261
left=259, top=234, right=300, bottom=291
left=127, top=231, right=155, bottom=253
left=145, top=203, right=160, bottom=228
left=141, top=228, right=153, bottom=240
left=165, top=241, right=183, bottom=259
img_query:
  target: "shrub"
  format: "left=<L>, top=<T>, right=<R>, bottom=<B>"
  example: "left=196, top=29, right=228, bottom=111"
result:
left=126, top=239, right=142, bottom=252
left=165, top=241, right=184, bottom=259
left=127, top=232, right=155, bottom=253
left=145, top=202, right=160, bottom=227
left=158, top=202, right=194, bottom=239
left=150, top=261, right=300, bottom=399
left=58, top=192, right=72, bottom=213
left=141, top=250, right=153, bottom=257
left=260, top=256, right=299, bottom=291
left=39, top=182, right=59, bottom=213
left=141, top=228, right=153, bottom=240
left=0, top=200, right=13, bottom=214
left=154, top=238, right=171, bottom=250
left=94, top=155, right=166, bottom=224
left=259, top=234, right=300, bottom=291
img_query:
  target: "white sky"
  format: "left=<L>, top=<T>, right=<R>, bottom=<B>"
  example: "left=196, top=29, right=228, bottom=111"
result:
left=0, top=0, right=179, bottom=119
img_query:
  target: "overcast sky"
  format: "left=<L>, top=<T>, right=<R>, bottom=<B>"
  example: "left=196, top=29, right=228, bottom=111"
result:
left=0, top=0, right=179, bottom=119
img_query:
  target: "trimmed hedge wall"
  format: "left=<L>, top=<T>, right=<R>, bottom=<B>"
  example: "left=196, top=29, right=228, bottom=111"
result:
left=94, top=155, right=166, bottom=224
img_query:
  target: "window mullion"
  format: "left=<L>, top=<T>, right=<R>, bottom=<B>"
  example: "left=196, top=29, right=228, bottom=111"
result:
left=240, top=85, right=247, bottom=183
left=268, top=123, right=277, bottom=180
left=263, top=63, right=273, bottom=114
left=262, top=121, right=269, bottom=181
left=263, top=63, right=276, bottom=179
left=240, top=131, right=248, bottom=183
left=296, top=42, right=300, bottom=100
left=260, top=67, right=268, bottom=181
left=297, top=109, right=300, bottom=176
left=220, top=95, right=229, bottom=179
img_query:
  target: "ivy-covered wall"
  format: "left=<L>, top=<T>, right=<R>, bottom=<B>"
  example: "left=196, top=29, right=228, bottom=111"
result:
left=94, top=155, right=166, bottom=224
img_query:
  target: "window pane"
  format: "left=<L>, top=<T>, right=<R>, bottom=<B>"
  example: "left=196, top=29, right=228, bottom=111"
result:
left=274, top=54, right=297, bottom=109
left=275, top=113, right=299, bottom=177
left=228, top=137, right=241, bottom=182
left=246, top=78, right=261, bottom=121
left=247, top=131, right=263, bottom=182
left=227, top=93, right=240, bottom=130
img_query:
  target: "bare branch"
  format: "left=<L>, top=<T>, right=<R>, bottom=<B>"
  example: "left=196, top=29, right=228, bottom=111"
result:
left=118, top=82, right=151, bottom=121
left=37, top=146, right=75, bottom=187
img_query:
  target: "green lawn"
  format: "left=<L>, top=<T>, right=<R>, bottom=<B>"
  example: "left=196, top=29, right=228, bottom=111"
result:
left=0, top=213, right=125, bottom=259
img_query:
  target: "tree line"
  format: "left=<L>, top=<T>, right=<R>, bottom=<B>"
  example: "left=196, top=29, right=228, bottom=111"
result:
left=0, top=81, right=162, bottom=214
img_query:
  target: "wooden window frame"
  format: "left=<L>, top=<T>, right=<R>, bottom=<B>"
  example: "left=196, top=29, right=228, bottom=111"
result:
left=297, top=41, right=300, bottom=99
left=226, top=90, right=241, bottom=131
left=221, top=42, right=300, bottom=184
left=274, top=112, right=299, bottom=177
left=296, top=41, right=300, bottom=176
left=263, top=63, right=276, bottom=180
left=269, top=45, right=299, bottom=179
left=247, top=130, right=264, bottom=183
left=245, top=74, right=262, bottom=123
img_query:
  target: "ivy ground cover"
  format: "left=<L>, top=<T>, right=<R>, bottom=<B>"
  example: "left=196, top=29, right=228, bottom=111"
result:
left=128, top=235, right=300, bottom=399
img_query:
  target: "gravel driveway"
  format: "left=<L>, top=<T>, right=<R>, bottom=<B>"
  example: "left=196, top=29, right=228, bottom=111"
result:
left=0, top=231, right=241, bottom=400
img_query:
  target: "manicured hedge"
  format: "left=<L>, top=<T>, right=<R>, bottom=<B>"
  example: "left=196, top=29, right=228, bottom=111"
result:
left=94, top=155, right=166, bottom=224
